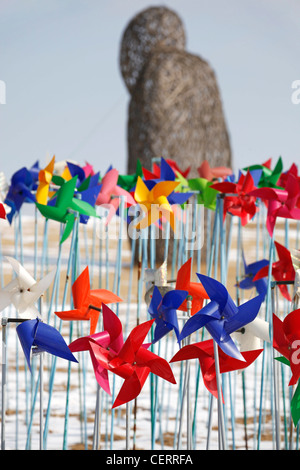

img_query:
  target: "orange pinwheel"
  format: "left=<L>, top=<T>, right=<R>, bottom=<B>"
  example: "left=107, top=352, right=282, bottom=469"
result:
left=55, top=266, right=122, bottom=334
left=36, top=156, right=56, bottom=205
left=175, top=258, right=209, bottom=315
left=134, top=176, right=179, bottom=231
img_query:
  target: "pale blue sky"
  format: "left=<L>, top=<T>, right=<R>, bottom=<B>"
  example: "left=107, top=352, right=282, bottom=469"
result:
left=0, top=0, right=299, bottom=181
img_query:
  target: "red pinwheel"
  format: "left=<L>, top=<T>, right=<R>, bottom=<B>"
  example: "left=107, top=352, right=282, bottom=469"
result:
left=249, top=172, right=300, bottom=237
left=273, top=309, right=300, bottom=386
left=211, top=170, right=259, bottom=226
left=170, top=339, right=262, bottom=402
left=0, top=202, right=6, bottom=219
left=175, top=258, right=209, bottom=315
left=253, top=241, right=295, bottom=301
left=55, top=266, right=122, bottom=334
left=197, top=160, right=232, bottom=181
left=69, top=304, right=123, bottom=394
left=89, top=319, right=176, bottom=408
left=165, top=159, right=191, bottom=178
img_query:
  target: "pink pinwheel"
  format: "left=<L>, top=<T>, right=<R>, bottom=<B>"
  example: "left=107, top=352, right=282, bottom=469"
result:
left=249, top=172, right=300, bottom=237
left=86, top=319, right=176, bottom=408
left=253, top=241, right=295, bottom=301
left=197, top=160, right=232, bottom=181
left=82, top=161, right=95, bottom=178
left=211, top=170, right=259, bottom=226
left=69, top=304, right=123, bottom=394
left=96, top=168, right=136, bottom=222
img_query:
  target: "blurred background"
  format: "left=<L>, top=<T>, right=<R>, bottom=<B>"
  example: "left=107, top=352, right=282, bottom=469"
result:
left=1, top=0, right=299, bottom=181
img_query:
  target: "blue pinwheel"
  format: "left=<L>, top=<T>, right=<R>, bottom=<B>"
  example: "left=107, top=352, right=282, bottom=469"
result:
left=16, top=318, right=78, bottom=372
left=238, top=253, right=269, bottom=300
left=148, top=286, right=188, bottom=343
left=4, top=167, right=36, bottom=223
left=178, top=274, right=264, bottom=360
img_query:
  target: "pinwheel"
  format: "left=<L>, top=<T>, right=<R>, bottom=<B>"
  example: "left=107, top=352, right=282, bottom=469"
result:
left=0, top=202, right=6, bottom=219
left=244, top=156, right=283, bottom=189
left=277, top=162, right=300, bottom=194
left=96, top=167, right=136, bottom=223
left=188, top=177, right=218, bottom=210
left=28, top=160, right=41, bottom=190
left=233, top=316, right=270, bottom=351
left=16, top=318, right=78, bottom=372
left=273, top=310, right=300, bottom=386
left=165, top=158, right=190, bottom=178
left=249, top=172, right=300, bottom=237
left=175, top=258, right=209, bottom=315
left=36, top=156, right=56, bottom=205
left=197, top=160, right=232, bottom=181
left=170, top=338, right=263, bottom=402
left=0, top=256, right=56, bottom=318
left=69, top=304, right=123, bottom=394
left=4, top=167, right=36, bottom=223
left=117, top=159, right=143, bottom=193
left=142, top=158, right=193, bottom=206
left=148, top=286, right=188, bottom=343
left=211, top=170, right=259, bottom=226
left=87, top=319, right=176, bottom=408
left=179, top=274, right=264, bottom=360
left=253, top=241, right=295, bottom=301
left=55, top=266, right=122, bottom=334
left=238, top=253, right=269, bottom=300
left=82, top=161, right=95, bottom=178
left=134, top=176, right=179, bottom=231
left=35, top=176, right=99, bottom=243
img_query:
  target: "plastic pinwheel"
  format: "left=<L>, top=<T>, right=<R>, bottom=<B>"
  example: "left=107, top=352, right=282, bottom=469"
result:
left=148, top=286, right=188, bottom=343
left=117, top=159, right=143, bottom=193
left=69, top=304, right=124, bottom=394
left=197, top=160, right=233, bottom=181
left=0, top=202, right=6, bottom=219
left=134, top=176, right=179, bottom=231
left=249, top=172, right=300, bottom=237
left=211, top=170, right=259, bottom=226
left=244, top=156, right=283, bottom=189
left=273, top=309, right=300, bottom=386
left=238, top=253, right=269, bottom=300
left=233, top=316, right=270, bottom=351
left=170, top=338, right=263, bottom=402
left=55, top=266, right=122, bottom=335
left=0, top=256, right=56, bottom=318
left=175, top=258, right=209, bottom=315
left=188, top=177, right=218, bottom=210
left=96, top=167, right=136, bottom=223
left=165, top=158, right=190, bottom=178
left=35, top=175, right=99, bottom=243
left=36, top=156, right=56, bottom=205
left=16, top=318, right=78, bottom=372
left=4, top=167, right=36, bottom=223
left=85, top=318, right=176, bottom=408
left=253, top=241, right=295, bottom=301
left=178, top=274, right=264, bottom=360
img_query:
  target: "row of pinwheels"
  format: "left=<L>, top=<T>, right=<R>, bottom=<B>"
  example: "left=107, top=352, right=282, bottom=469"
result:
left=2, top=246, right=299, bottom=424
left=1, top=155, right=300, bottom=241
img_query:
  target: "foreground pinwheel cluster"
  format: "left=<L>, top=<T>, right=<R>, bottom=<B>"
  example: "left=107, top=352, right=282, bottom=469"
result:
left=0, top=154, right=300, bottom=451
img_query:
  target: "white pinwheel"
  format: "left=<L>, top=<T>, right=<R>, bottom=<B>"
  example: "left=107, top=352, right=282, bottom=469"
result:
left=233, top=316, right=270, bottom=351
left=0, top=256, right=56, bottom=318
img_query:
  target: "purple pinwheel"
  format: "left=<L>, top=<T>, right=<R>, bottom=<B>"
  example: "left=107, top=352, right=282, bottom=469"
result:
left=238, top=253, right=269, bottom=300
left=16, top=318, right=78, bottom=372
left=148, top=286, right=188, bottom=343
left=178, top=274, right=264, bottom=360
left=4, top=167, right=36, bottom=223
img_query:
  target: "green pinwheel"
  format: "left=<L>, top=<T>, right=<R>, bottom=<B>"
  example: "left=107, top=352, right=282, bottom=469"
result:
left=188, top=177, right=218, bottom=210
left=244, top=156, right=283, bottom=189
left=117, top=159, right=143, bottom=192
left=36, top=176, right=99, bottom=243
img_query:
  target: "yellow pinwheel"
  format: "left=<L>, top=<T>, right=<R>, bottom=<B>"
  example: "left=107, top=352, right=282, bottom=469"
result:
left=36, top=156, right=56, bottom=205
left=134, top=176, right=179, bottom=231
